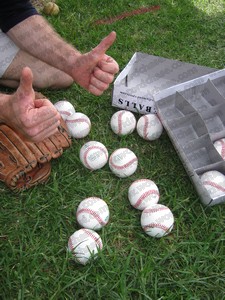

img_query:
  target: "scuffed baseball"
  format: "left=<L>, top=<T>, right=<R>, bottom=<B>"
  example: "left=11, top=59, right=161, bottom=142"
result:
left=128, top=179, right=160, bottom=210
left=76, top=197, right=110, bottom=230
left=141, top=204, right=174, bottom=238
left=200, top=170, right=225, bottom=198
left=80, top=141, right=108, bottom=170
left=66, top=112, right=91, bottom=139
left=43, top=2, right=60, bottom=16
left=110, top=110, right=136, bottom=136
left=68, top=229, right=103, bottom=265
left=54, top=100, right=75, bottom=121
left=109, top=148, right=138, bottom=178
left=213, top=138, right=225, bottom=160
left=137, top=114, right=163, bottom=141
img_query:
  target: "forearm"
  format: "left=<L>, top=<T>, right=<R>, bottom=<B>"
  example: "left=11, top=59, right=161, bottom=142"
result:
left=7, top=15, right=81, bottom=77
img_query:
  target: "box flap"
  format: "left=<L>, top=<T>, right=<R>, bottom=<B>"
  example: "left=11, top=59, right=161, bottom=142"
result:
left=112, top=52, right=217, bottom=114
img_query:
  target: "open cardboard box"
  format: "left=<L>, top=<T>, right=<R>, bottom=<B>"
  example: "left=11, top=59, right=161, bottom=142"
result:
left=112, top=52, right=216, bottom=114
left=112, top=52, right=225, bottom=206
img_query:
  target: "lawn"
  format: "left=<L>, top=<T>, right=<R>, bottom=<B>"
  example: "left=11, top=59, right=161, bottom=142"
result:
left=0, top=0, right=225, bottom=299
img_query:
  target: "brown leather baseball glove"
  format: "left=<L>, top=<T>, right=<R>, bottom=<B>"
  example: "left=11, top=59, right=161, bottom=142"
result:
left=0, top=93, right=72, bottom=192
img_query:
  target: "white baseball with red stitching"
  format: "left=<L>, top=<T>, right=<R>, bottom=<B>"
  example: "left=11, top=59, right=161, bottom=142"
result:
left=141, top=204, right=174, bottom=238
left=137, top=114, right=163, bottom=141
left=128, top=179, right=160, bottom=210
left=66, top=112, right=91, bottom=138
left=68, top=228, right=103, bottom=265
left=54, top=100, right=75, bottom=121
left=110, top=110, right=136, bottom=136
left=80, top=141, right=108, bottom=170
left=200, top=170, right=225, bottom=198
left=213, top=138, right=225, bottom=160
left=76, top=197, right=110, bottom=230
left=109, top=148, right=138, bottom=178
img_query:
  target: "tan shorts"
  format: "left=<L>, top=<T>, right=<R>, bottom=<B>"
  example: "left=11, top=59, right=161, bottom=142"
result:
left=0, top=30, right=19, bottom=78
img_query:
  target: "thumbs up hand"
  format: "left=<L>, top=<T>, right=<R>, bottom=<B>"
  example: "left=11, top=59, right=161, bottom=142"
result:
left=71, top=31, right=119, bottom=95
left=3, top=67, right=61, bottom=142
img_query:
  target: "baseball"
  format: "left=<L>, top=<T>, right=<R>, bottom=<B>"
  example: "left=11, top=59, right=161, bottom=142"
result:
left=54, top=100, right=75, bottom=121
left=66, top=112, right=91, bottom=139
left=213, top=138, right=225, bottom=160
left=110, top=110, right=136, bottom=136
left=43, top=2, right=60, bottom=16
left=76, top=197, right=110, bottom=230
left=80, top=141, right=108, bottom=170
left=109, top=148, right=138, bottom=178
left=68, top=228, right=103, bottom=265
left=200, top=170, right=225, bottom=198
left=128, top=179, right=160, bottom=210
left=137, top=114, right=163, bottom=141
left=141, top=204, right=174, bottom=238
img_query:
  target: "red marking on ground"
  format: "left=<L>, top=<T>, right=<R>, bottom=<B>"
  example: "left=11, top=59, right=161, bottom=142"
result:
left=94, top=5, right=160, bottom=25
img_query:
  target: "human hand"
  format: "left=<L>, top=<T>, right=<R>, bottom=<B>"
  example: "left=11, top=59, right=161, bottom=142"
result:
left=4, top=67, right=61, bottom=142
left=71, top=31, right=119, bottom=95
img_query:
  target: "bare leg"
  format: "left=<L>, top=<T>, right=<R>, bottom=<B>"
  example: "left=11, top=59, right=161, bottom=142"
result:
left=0, top=49, right=73, bottom=89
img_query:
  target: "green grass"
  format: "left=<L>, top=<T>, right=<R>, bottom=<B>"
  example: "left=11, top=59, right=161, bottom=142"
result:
left=1, top=0, right=225, bottom=299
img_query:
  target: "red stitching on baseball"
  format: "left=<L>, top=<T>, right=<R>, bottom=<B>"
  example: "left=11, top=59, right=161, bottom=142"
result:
left=144, top=223, right=169, bottom=232
left=77, top=208, right=106, bottom=226
left=143, top=115, right=149, bottom=139
left=134, top=190, right=159, bottom=208
left=68, top=237, right=74, bottom=251
left=84, top=146, right=108, bottom=170
left=203, top=180, right=225, bottom=192
left=59, top=110, right=71, bottom=116
left=83, top=229, right=103, bottom=249
left=144, top=207, right=168, bottom=213
left=66, top=118, right=90, bottom=125
left=109, top=156, right=137, bottom=170
left=118, top=111, right=125, bottom=135
left=219, top=139, right=225, bottom=159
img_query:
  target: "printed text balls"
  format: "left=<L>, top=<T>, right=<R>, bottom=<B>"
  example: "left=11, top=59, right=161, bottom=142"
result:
left=200, top=170, right=225, bottom=198
left=76, top=197, right=110, bottom=230
left=128, top=179, right=160, bottom=210
left=137, top=114, right=163, bottom=141
left=109, top=148, right=138, bottom=178
left=54, top=100, right=75, bottom=121
left=68, top=229, right=103, bottom=265
left=66, top=112, right=91, bottom=139
left=141, top=204, right=174, bottom=238
left=80, top=141, right=108, bottom=170
left=110, top=110, right=136, bottom=135
left=213, top=138, right=225, bottom=160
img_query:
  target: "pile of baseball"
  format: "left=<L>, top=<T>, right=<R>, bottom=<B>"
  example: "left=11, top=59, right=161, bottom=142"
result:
left=54, top=102, right=175, bottom=265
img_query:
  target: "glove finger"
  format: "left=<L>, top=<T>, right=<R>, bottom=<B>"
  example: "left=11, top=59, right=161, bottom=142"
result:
left=6, top=162, right=51, bottom=192
left=0, top=127, right=37, bottom=171
left=25, top=141, right=52, bottom=163
left=53, top=126, right=72, bottom=150
left=39, top=118, right=71, bottom=159
left=43, top=136, right=63, bottom=159
left=57, top=118, right=72, bottom=149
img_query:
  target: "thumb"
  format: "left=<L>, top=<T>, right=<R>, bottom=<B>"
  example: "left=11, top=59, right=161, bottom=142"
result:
left=91, top=31, right=116, bottom=58
left=17, top=66, right=34, bottom=97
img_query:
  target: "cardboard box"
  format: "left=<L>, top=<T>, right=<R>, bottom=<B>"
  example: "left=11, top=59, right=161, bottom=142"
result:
left=112, top=53, right=225, bottom=206
left=112, top=52, right=216, bottom=114
left=155, top=69, right=225, bottom=206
